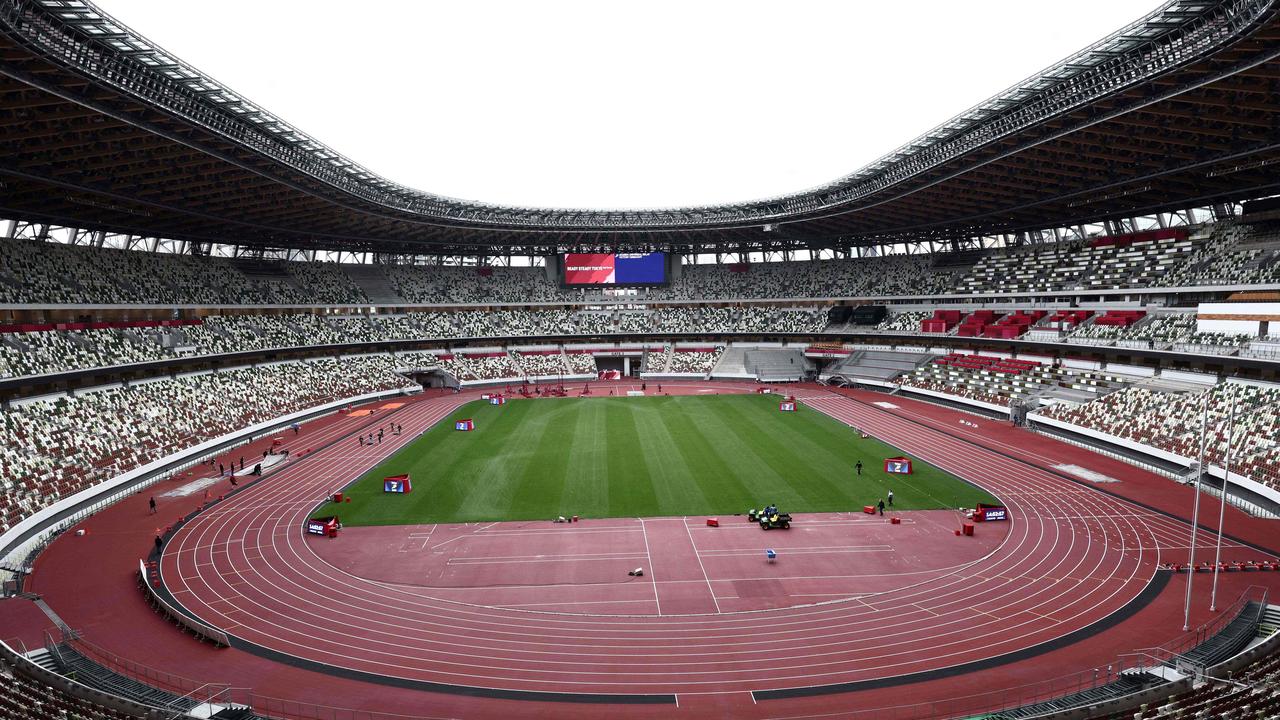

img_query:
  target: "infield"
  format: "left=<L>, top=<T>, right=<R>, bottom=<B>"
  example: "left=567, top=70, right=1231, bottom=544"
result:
left=320, top=393, right=997, bottom=525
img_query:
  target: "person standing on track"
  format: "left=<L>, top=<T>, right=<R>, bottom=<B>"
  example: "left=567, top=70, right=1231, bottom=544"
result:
left=149, top=497, right=156, bottom=514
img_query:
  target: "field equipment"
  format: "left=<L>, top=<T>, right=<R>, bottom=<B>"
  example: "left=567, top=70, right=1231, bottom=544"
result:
left=759, top=512, right=792, bottom=530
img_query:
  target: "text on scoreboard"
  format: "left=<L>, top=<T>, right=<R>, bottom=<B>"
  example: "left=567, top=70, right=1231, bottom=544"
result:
left=563, top=253, right=666, bottom=285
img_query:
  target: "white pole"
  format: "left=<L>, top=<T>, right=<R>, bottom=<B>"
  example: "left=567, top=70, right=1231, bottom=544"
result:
left=1183, top=393, right=1209, bottom=631
left=1209, top=395, right=1236, bottom=612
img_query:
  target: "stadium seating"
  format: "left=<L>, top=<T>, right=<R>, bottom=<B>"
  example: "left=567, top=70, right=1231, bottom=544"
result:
left=898, top=354, right=1132, bottom=407
left=867, top=311, right=931, bottom=333
left=0, top=665, right=143, bottom=720
left=565, top=351, right=598, bottom=375
left=0, top=356, right=413, bottom=532
left=1038, top=381, right=1280, bottom=489
left=1067, top=313, right=1196, bottom=349
left=514, top=350, right=570, bottom=377
left=664, top=347, right=725, bottom=375
left=463, top=353, right=521, bottom=380
left=7, top=221, right=1280, bottom=310
left=1155, top=222, right=1280, bottom=287
left=1092, top=650, right=1280, bottom=719
left=952, top=230, right=1198, bottom=295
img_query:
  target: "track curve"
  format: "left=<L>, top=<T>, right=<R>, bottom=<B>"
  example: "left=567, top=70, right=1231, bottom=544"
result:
left=157, top=383, right=1209, bottom=698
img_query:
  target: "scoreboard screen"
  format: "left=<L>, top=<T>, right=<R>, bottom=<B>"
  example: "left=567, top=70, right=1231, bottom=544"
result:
left=306, top=520, right=328, bottom=535
left=562, top=253, right=667, bottom=285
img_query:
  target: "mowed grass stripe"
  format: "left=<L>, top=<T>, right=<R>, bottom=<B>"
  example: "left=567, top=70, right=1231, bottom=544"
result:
left=323, top=395, right=997, bottom=525
left=562, top=399, right=609, bottom=513
left=632, top=399, right=722, bottom=515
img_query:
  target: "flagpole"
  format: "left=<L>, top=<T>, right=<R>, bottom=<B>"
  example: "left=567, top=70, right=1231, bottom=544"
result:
left=1209, top=395, right=1236, bottom=613
left=1183, top=393, right=1209, bottom=631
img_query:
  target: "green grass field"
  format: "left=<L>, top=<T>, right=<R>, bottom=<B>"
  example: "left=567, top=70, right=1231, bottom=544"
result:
left=319, top=394, right=996, bottom=525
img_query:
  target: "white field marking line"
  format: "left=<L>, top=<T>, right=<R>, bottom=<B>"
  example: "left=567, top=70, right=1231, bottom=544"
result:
left=474, top=527, right=644, bottom=536
left=165, top=386, right=1157, bottom=681
left=165, top=394, right=451, bottom=631
left=446, top=556, right=649, bottom=567
left=209, top=415, right=1100, bottom=638
left=686, top=519, right=721, bottom=614
left=696, top=544, right=893, bottom=554
left=423, top=521, right=503, bottom=552
left=445, top=551, right=648, bottom=561
left=696, top=548, right=896, bottom=559
left=498, top=599, right=659, bottom=609
left=872, top=392, right=1277, bottom=560
left=199, top=502, right=1059, bottom=671
left=798, top=394, right=1154, bottom=642
left=911, top=603, right=939, bottom=618
left=638, top=518, right=662, bottom=616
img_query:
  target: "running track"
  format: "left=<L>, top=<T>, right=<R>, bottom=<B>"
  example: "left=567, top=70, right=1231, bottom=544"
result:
left=157, top=382, right=1275, bottom=702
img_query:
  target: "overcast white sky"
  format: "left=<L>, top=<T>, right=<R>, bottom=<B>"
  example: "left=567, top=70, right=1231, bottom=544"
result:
left=99, top=0, right=1162, bottom=210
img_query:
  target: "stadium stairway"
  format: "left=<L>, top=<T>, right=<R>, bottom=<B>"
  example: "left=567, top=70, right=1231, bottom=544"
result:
left=986, top=672, right=1168, bottom=719
left=744, top=348, right=809, bottom=381
left=52, top=643, right=201, bottom=713
left=1177, top=601, right=1267, bottom=670
left=826, top=350, right=931, bottom=384
left=711, top=346, right=751, bottom=378
left=343, top=265, right=405, bottom=304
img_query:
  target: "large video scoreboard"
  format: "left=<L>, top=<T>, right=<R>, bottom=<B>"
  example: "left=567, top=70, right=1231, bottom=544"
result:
left=561, top=252, right=667, bottom=286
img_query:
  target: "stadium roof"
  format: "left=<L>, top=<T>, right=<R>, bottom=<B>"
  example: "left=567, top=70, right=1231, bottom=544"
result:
left=1, top=0, right=1279, bottom=256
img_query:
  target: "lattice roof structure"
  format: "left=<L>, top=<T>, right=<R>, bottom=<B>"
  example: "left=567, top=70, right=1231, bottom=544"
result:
left=1, top=0, right=1279, bottom=255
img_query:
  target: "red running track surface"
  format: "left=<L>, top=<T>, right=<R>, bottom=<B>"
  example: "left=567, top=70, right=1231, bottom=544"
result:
left=16, top=381, right=1280, bottom=720
left=156, top=383, right=1248, bottom=698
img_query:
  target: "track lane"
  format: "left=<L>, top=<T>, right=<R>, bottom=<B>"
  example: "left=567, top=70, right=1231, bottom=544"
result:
left=160, top=383, right=1167, bottom=695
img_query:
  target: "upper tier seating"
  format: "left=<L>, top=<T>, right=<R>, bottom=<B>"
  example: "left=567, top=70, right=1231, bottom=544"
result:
left=952, top=230, right=1198, bottom=295
left=1156, top=221, right=1280, bottom=287
left=867, top=311, right=931, bottom=333
left=4, top=220, right=1280, bottom=307
left=0, top=307, right=831, bottom=381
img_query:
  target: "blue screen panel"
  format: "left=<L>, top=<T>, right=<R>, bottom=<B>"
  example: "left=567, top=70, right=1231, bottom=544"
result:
left=614, top=253, right=666, bottom=284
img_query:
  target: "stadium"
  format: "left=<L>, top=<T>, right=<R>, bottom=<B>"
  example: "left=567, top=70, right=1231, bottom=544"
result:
left=2, top=0, right=1280, bottom=718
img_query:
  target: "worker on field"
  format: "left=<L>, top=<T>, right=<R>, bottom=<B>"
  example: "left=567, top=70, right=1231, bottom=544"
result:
left=888, top=490, right=894, bottom=507
left=877, top=499, right=885, bottom=516
left=855, top=460, right=863, bottom=476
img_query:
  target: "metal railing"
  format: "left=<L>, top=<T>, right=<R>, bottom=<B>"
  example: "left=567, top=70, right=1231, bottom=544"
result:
left=1126, top=586, right=1269, bottom=674
left=138, top=559, right=230, bottom=646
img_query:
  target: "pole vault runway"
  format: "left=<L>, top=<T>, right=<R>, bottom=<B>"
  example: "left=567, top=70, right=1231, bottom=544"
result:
left=156, top=383, right=1228, bottom=700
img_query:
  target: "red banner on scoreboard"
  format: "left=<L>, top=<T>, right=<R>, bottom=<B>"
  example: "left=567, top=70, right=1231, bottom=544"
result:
left=563, top=253, right=615, bottom=284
